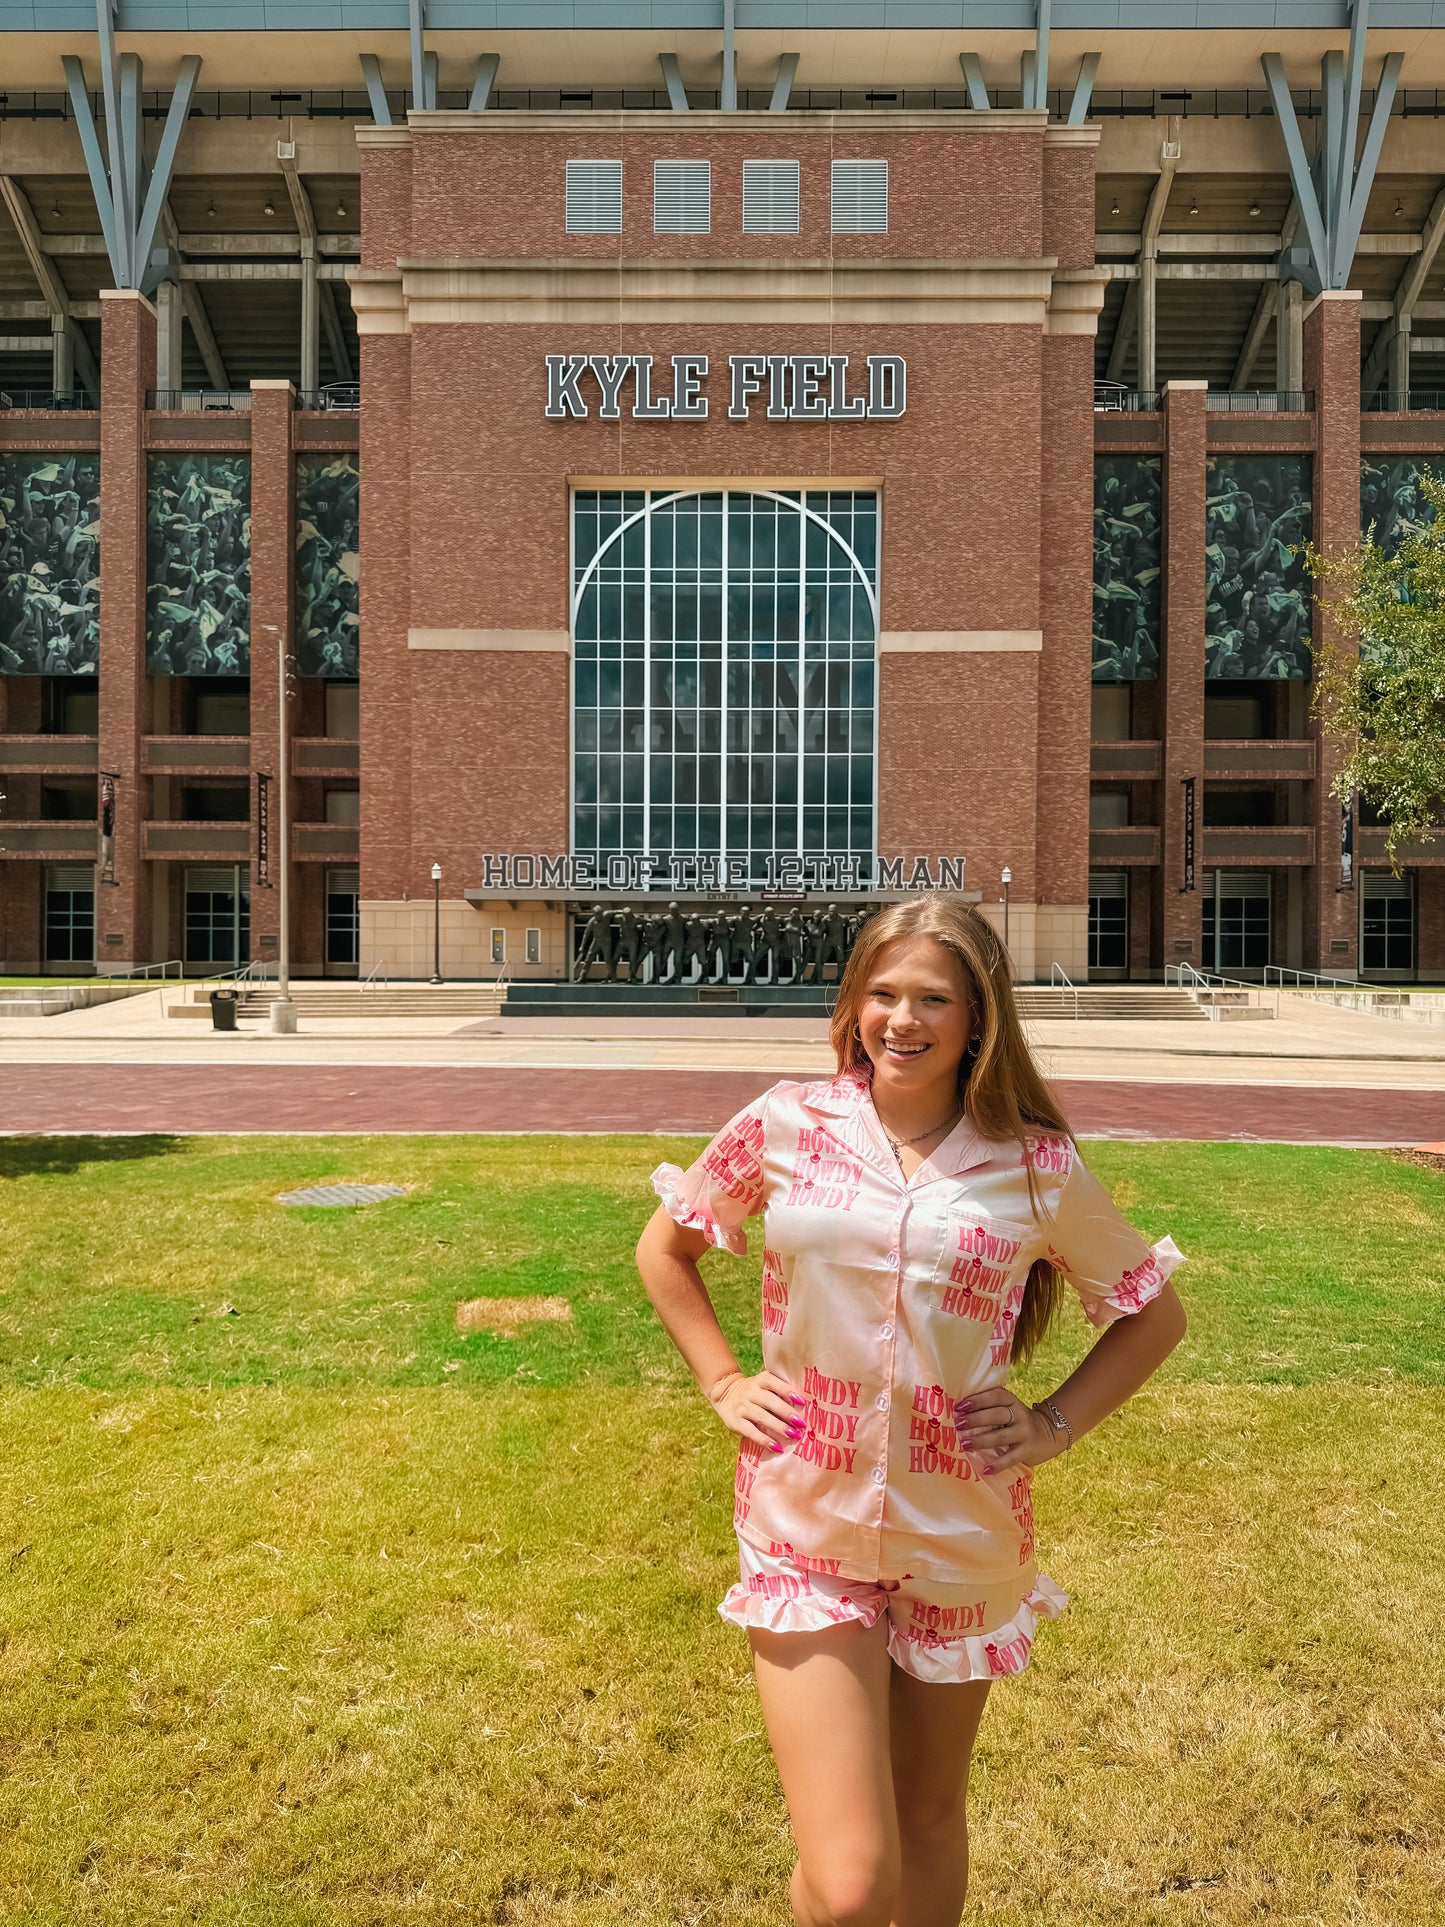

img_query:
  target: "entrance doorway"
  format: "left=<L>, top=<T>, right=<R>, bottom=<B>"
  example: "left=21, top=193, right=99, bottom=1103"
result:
left=1201, top=869, right=1271, bottom=973
left=1087, top=871, right=1128, bottom=975
left=184, top=864, right=249, bottom=969
left=325, top=866, right=360, bottom=975
left=1361, top=872, right=1414, bottom=977
left=44, top=863, right=95, bottom=971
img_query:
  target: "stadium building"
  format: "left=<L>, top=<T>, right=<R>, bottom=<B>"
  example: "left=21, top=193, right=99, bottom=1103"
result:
left=0, top=4, right=1442, bottom=987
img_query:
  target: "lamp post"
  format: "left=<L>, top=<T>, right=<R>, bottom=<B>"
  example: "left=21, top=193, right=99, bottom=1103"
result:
left=430, top=862, right=443, bottom=984
left=262, top=621, right=297, bottom=1035
left=1001, top=866, right=1012, bottom=958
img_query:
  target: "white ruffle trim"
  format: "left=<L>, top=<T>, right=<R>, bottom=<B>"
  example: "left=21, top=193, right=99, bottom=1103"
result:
left=716, top=1572, right=1070, bottom=1683
left=650, top=1162, right=749, bottom=1256
left=1086, top=1233, right=1186, bottom=1329
left=885, top=1573, right=1070, bottom=1683
left=717, top=1583, right=884, bottom=1635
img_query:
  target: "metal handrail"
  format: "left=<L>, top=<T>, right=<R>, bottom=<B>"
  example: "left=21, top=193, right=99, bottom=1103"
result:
left=1049, top=963, right=1080, bottom=1020
left=108, top=957, right=183, bottom=981
left=360, top=957, right=387, bottom=993
left=1165, top=960, right=1278, bottom=1014
left=1264, top=965, right=1407, bottom=1010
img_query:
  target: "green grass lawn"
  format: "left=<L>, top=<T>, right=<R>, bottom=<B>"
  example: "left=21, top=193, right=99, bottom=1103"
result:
left=1, top=1136, right=1443, bottom=1925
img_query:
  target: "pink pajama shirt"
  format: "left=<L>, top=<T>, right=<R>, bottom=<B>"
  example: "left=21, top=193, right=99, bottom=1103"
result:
left=652, top=1071, right=1184, bottom=1683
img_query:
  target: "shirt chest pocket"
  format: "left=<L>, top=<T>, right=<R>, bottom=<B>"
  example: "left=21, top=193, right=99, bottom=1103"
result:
left=930, top=1210, right=1035, bottom=1327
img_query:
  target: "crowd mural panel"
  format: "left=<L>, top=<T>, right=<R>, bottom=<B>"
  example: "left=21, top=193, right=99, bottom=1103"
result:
left=295, top=454, right=360, bottom=678
left=145, top=453, right=251, bottom=677
left=1204, top=456, right=1313, bottom=679
left=0, top=455, right=100, bottom=677
left=1091, top=456, right=1161, bottom=682
left=1361, top=456, right=1442, bottom=558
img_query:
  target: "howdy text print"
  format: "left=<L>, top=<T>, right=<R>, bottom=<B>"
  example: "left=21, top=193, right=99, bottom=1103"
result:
left=795, top=1365, right=863, bottom=1473
left=907, top=1383, right=979, bottom=1483
left=785, top=1127, right=864, bottom=1211
left=940, top=1219, right=1024, bottom=1323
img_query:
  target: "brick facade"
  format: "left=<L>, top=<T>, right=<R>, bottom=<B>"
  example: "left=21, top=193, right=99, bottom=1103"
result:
left=2, top=113, right=1443, bottom=984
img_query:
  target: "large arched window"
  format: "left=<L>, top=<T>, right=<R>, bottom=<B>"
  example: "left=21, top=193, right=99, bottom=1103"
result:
left=571, top=488, right=877, bottom=889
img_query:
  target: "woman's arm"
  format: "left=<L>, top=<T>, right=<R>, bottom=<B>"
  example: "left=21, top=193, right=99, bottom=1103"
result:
left=957, top=1283, right=1187, bottom=1475
left=635, top=1203, right=805, bottom=1452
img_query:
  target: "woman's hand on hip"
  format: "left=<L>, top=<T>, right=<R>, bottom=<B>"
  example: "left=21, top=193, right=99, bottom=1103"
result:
left=954, top=1388, right=1064, bottom=1474
left=711, top=1369, right=807, bottom=1453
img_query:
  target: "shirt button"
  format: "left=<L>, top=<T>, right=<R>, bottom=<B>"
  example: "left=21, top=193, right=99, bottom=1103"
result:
left=872, top=1467, right=885, bottom=1484
left=876, top=1394, right=889, bottom=1411
left=880, top=1323, right=893, bottom=1339
left=886, top=1250, right=898, bottom=1266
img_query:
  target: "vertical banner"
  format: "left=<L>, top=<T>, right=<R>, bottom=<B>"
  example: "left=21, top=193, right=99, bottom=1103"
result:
left=1180, top=776, right=1196, bottom=893
left=256, top=772, right=271, bottom=887
left=98, top=772, right=116, bottom=885
left=1339, top=793, right=1354, bottom=892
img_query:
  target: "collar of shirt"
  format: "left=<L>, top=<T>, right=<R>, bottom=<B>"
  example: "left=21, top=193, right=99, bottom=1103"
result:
left=799, top=1071, right=999, bottom=1188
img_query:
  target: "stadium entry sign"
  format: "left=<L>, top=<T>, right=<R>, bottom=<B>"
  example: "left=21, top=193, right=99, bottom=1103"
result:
left=544, top=353, right=906, bottom=422
left=470, top=853, right=965, bottom=895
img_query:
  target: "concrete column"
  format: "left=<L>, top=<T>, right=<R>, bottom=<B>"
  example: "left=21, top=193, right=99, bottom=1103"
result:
left=1159, top=380, right=1207, bottom=966
left=300, top=238, right=320, bottom=395
left=154, top=279, right=184, bottom=394
left=95, top=289, right=156, bottom=972
left=50, top=313, right=73, bottom=395
left=1387, top=319, right=1411, bottom=406
left=1303, top=288, right=1363, bottom=975
left=1277, top=277, right=1304, bottom=394
left=248, top=380, right=295, bottom=970
left=1138, top=244, right=1158, bottom=395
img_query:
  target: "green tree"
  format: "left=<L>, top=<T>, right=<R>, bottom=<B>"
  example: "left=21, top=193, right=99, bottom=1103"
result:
left=1304, top=472, right=1445, bottom=868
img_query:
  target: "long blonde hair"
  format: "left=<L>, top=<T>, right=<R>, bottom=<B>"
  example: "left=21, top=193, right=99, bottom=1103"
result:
left=828, top=895, right=1070, bottom=1361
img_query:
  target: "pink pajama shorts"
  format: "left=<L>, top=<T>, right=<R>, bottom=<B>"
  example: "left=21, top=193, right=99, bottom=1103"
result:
left=719, top=1535, right=1069, bottom=1685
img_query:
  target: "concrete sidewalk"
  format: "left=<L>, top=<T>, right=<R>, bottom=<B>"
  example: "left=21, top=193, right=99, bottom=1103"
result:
left=1, top=983, right=1442, bottom=1090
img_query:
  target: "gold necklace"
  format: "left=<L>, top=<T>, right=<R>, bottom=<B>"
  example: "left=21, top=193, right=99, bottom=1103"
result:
left=880, top=1103, right=963, bottom=1161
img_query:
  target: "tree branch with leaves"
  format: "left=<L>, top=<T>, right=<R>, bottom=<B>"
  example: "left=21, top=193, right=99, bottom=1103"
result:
left=1303, top=472, right=1445, bottom=870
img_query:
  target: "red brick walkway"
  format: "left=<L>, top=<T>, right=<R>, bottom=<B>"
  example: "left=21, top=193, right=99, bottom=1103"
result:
left=0, top=1064, right=1439, bottom=1143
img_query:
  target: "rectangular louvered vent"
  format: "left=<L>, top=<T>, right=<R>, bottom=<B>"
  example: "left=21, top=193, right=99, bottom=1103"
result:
left=654, top=159, right=711, bottom=234
left=565, top=158, right=623, bottom=234
left=832, top=159, right=888, bottom=233
left=742, top=158, right=801, bottom=234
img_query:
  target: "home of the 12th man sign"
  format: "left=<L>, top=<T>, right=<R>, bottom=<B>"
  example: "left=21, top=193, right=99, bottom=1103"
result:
left=544, top=353, right=906, bottom=420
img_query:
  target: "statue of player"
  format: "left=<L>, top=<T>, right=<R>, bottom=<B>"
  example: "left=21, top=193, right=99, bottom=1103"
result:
left=659, top=901, right=688, bottom=983
left=753, top=907, right=782, bottom=984
left=613, top=904, right=641, bottom=982
left=573, top=902, right=615, bottom=982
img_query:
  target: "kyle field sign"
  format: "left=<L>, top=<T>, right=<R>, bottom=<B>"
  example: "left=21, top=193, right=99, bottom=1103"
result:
left=544, top=353, right=906, bottom=421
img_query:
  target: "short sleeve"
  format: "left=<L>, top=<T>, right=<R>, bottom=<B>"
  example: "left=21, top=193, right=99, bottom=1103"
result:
left=1039, top=1140, right=1185, bottom=1330
left=650, top=1093, right=771, bottom=1256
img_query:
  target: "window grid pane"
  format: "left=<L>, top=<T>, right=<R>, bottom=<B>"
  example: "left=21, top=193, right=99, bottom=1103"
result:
left=573, top=489, right=877, bottom=890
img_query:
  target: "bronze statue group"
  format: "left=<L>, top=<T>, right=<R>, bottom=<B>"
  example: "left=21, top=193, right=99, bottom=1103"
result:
left=573, top=900, right=866, bottom=985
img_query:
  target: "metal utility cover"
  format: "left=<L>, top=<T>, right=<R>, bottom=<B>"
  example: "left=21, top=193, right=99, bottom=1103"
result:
left=277, top=1183, right=408, bottom=1207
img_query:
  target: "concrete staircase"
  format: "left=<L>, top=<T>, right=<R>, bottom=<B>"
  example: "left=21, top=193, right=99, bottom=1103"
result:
left=1015, top=986, right=1209, bottom=1022
left=230, top=983, right=508, bottom=1020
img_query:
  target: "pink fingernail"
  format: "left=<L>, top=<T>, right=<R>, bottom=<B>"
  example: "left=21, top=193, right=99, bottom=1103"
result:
left=790, top=1395, right=805, bottom=1407
left=771, top=1442, right=785, bottom=1454
left=959, top=1437, right=976, bottom=1449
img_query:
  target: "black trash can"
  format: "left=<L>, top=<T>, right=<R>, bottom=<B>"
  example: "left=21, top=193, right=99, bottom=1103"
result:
left=209, top=988, right=239, bottom=1032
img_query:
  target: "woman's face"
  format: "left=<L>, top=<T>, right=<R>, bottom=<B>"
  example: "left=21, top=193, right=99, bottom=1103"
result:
left=856, top=935, right=973, bottom=1096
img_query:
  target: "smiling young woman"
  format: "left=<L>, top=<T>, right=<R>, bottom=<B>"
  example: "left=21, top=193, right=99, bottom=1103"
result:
left=635, top=896, right=1187, bottom=1927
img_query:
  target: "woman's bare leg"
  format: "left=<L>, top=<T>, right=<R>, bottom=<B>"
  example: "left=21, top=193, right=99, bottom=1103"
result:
left=887, top=1666, right=991, bottom=1927
left=749, top=1618, right=900, bottom=1927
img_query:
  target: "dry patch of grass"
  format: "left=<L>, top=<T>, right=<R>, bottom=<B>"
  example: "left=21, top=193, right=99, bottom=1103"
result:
left=456, top=1296, right=574, bottom=1336
left=1, top=1381, right=1442, bottom=1926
